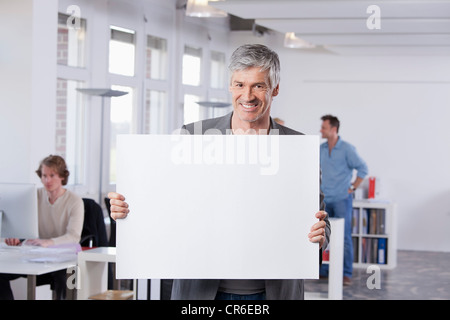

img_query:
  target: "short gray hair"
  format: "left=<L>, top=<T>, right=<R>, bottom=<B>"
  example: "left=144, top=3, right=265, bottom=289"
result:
left=228, top=44, right=280, bottom=89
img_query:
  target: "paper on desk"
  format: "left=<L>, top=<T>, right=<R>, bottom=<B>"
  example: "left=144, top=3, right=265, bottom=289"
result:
left=116, top=134, right=320, bottom=279
left=21, top=245, right=79, bottom=263
left=24, top=255, right=76, bottom=263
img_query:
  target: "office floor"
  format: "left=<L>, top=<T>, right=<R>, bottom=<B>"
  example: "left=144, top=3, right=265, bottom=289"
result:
left=304, top=250, right=450, bottom=300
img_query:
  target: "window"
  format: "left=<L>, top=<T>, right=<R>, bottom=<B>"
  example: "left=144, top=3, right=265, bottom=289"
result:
left=57, top=13, right=86, bottom=68
left=55, top=78, right=85, bottom=185
left=183, top=94, right=200, bottom=125
left=109, top=85, right=133, bottom=184
left=56, top=13, right=88, bottom=186
left=144, top=90, right=167, bottom=134
left=182, top=45, right=202, bottom=86
left=145, top=35, right=169, bottom=133
left=210, top=51, right=226, bottom=89
left=109, top=26, right=136, bottom=76
left=146, top=35, right=167, bottom=80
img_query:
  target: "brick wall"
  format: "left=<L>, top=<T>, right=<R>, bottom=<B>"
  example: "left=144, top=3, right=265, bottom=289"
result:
left=56, top=24, right=69, bottom=158
left=55, top=78, right=67, bottom=158
left=57, top=27, right=68, bottom=65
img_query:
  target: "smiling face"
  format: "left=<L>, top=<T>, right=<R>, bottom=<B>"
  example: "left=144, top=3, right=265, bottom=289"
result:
left=229, top=66, right=279, bottom=132
left=320, top=119, right=337, bottom=139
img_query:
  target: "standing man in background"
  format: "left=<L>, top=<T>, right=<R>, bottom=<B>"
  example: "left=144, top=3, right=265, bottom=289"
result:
left=319, top=114, right=368, bottom=286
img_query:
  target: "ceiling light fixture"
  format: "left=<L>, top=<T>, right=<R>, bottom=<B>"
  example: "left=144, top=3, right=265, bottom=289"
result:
left=185, top=0, right=228, bottom=18
left=284, top=32, right=316, bottom=49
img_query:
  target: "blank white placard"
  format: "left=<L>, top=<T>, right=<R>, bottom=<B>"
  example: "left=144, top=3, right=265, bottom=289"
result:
left=116, top=134, right=319, bottom=279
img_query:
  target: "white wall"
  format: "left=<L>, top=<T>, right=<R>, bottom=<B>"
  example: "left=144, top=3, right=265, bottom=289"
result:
left=0, top=0, right=57, bottom=185
left=231, top=31, right=450, bottom=252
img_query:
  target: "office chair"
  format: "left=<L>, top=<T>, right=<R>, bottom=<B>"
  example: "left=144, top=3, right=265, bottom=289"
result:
left=104, top=197, right=116, bottom=247
left=80, top=198, right=109, bottom=248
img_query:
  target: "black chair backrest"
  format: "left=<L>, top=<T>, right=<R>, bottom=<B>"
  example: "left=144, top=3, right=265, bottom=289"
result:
left=80, top=198, right=108, bottom=247
left=104, top=197, right=116, bottom=247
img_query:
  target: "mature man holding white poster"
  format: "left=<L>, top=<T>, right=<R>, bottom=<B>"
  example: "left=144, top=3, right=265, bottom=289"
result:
left=109, top=44, right=330, bottom=300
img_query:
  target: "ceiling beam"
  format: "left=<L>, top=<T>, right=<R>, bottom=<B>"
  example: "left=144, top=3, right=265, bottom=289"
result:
left=210, top=0, right=450, bottom=19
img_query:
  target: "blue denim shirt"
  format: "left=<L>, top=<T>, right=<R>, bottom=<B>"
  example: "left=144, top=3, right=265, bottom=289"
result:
left=320, top=137, right=368, bottom=203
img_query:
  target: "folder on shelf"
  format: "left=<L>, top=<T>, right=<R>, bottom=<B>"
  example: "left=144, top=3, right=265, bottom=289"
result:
left=361, top=209, right=369, bottom=234
left=362, top=238, right=368, bottom=263
left=377, top=209, right=386, bottom=234
left=370, top=238, right=378, bottom=263
left=377, top=238, right=387, bottom=264
left=352, top=208, right=359, bottom=234
left=369, top=209, right=377, bottom=234
left=352, top=237, right=358, bottom=262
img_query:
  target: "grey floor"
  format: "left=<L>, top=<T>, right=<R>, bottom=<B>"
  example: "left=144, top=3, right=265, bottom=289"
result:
left=304, top=250, right=450, bottom=300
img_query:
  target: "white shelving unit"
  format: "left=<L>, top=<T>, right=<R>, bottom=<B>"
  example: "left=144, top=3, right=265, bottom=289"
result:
left=352, top=200, right=397, bottom=269
left=77, top=247, right=137, bottom=300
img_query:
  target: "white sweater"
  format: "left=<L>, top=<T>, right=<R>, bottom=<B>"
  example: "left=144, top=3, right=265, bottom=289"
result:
left=37, top=188, right=84, bottom=245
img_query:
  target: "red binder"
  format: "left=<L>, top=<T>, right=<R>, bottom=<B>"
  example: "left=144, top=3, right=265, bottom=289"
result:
left=368, top=177, right=376, bottom=199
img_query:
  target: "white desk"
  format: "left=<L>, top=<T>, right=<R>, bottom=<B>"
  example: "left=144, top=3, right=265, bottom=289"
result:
left=305, top=217, right=344, bottom=300
left=0, top=245, right=76, bottom=299
left=77, top=247, right=136, bottom=300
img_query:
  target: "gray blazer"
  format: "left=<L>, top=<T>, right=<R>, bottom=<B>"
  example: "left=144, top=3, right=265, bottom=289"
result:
left=170, top=112, right=331, bottom=300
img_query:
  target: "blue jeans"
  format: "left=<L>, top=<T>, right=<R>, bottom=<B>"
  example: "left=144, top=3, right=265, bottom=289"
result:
left=320, top=194, right=353, bottom=278
left=215, top=291, right=266, bottom=300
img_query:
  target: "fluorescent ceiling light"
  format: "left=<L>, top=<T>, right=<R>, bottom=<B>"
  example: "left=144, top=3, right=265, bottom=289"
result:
left=284, top=32, right=316, bottom=49
left=110, top=25, right=135, bottom=34
left=186, top=0, right=228, bottom=18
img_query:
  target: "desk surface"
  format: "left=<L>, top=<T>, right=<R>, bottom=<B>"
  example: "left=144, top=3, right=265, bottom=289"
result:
left=78, top=247, right=116, bottom=263
left=0, top=245, right=76, bottom=275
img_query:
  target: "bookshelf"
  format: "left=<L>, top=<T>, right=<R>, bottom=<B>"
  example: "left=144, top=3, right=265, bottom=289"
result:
left=351, top=200, right=397, bottom=269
